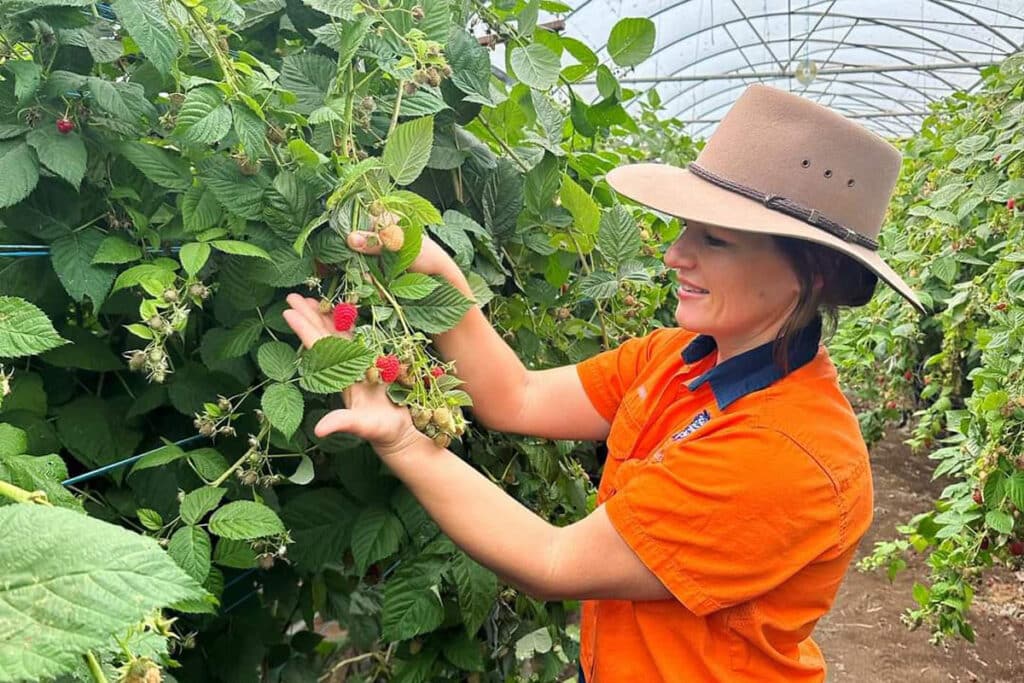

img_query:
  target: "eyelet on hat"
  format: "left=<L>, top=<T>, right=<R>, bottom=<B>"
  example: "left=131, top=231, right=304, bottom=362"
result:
left=801, top=159, right=810, bottom=167
left=847, top=178, right=856, bottom=187
left=824, top=169, right=833, bottom=178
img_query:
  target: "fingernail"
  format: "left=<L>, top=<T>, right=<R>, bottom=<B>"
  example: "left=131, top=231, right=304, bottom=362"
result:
left=351, top=233, right=365, bottom=248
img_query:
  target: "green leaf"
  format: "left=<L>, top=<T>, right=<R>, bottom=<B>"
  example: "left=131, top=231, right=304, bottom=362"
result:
left=111, top=262, right=176, bottom=296
left=6, top=60, right=41, bottom=103
left=50, top=229, right=117, bottom=307
left=180, top=242, right=211, bottom=277
left=197, top=155, right=267, bottom=220
left=174, top=86, right=233, bottom=145
left=298, top=336, right=376, bottom=394
left=515, top=626, right=553, bottom=659
left=168, top=526, right=212, bottom=583
left=449, top=551, right=497, bottom=636
left=0, top=504, right=205, bottom=682
left=210, top=240, right=272, bottom=260
left=112, top=0, right=181, bottom=74
left=381, top=558, right=445, bottom=641
left=0, top=139, right=39, bottom=209
left=287, top=138, right=328, bottom=167
left=400, top=279, right=474, bottom=334
left=388, top=190, right=443, bottom=226
left=446, top=27, right=493, bottom=104
left=92, top=236, right=142, bottom=265
left=262, top=382, right=303, bottom=439
left=441, top=629, right=483, bottom=671
left=180, top=487, right=227, bottom=525
left=350, top=505, right=404, bottom=575
left=597, top=205, right=641, bottom=266
left=209, top=500, right=286, bottom=540
left=383, top=116, right=435, bottom=186
left=1007, top=472, right=1024, bottom=512
left=56, top=395, right=142, bottom=469
left=287, top=454, right=315, bottom=485
left=482, top=158, right=524, bottom=239
left=281, top=489, right=357, bottom=572
left=0, top=453, right=79, bottom=509
left=130, top=441, right=187, bottom=474
left=232, top=103, right=267, bottom=158
left=279, top=52, right=336, bottom=114
left=26, top=126, right=86, bottom=189
left=607, top=17, right=656, bottom=67
left=39, top=326, right=120, bottom=371
left=118, top=142, right=192, bottom=190
left=213, top=537, right=257, bottom=569
left=985, top=509, right=1013, bottom=534
left=560, top=174, right=599, bottom=234
left=0, top=296, right=68, bottom=358
left=137, top=508, right=163, bottom=531
left=188, top=448, right=229, bottom=482
left=510, top=44, right=560, bottom=91
left=389, top=273, right=440, bottom=300
left=258, top=341, right=298, bottom=382
left=578, top=271, right=619, bottom=299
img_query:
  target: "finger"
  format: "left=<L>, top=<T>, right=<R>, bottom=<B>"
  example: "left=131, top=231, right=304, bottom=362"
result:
left=348, top=231, right=383, bottom=255
left=315, top=408, right=366, bottom=439
left=287, top=294, right=329, bottom=329
left=282, top=308, right=330, bottom=349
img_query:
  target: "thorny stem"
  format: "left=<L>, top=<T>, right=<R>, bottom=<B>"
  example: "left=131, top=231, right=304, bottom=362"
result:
left=368, top=272, right=412, bottom=337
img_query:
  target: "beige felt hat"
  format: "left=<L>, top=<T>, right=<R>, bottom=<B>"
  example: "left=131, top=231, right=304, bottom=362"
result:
left=606, top=83, right=924, bottom=314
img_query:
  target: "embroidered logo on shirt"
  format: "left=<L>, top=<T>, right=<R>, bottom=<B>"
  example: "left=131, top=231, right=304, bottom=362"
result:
left=671, top=409, right=710, bottom=441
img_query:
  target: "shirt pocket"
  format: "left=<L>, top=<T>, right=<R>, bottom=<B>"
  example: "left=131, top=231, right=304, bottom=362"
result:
left=605, top=387, right=646, bottom=460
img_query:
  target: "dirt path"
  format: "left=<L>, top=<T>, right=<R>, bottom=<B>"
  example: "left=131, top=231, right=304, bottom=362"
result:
left=816, top=427, right=1024, bottom=682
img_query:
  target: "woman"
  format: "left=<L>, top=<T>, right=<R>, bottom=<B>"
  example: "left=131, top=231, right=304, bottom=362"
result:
left=282, top=84, right=924, bottom=682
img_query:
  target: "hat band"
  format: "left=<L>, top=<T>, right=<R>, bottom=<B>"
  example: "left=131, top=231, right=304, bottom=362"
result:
left=687, top=163, right=879, bottom=251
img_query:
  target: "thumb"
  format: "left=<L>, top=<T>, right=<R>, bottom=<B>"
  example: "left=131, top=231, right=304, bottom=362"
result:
left=347, top=230, right=382, bottom=255
left=314, top=408, right=371, bottom=439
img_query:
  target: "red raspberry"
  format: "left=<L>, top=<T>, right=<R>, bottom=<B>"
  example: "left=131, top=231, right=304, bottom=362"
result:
left=972, top=489, right=983, bottom=505
left=904, top=370, right=913, bottom=381
left=1008, top=198, right=1017, bottom=211
left=332, top=303, right=358, bottom=332
left=430, top=367, right=444, bottom=378
left=1010, top=540, right=1024, bottom=557
left=56, top=118, right=75, bottom=134
left=981, top=537, right=990, bottom=550
left=375, top=355, right=401, bottom=383
left=995, top=302, right=1007, bottom=311
left=994, top=154, right=1001, bottom=163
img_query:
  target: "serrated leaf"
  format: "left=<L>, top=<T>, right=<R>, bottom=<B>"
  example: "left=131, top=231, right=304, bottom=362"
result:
left=51, top=229, right=116, bottom=307
left=137, top=508, right=163, bottom=531
left=515, top=626, right=553, bottom=660
left=0, top=425, right=27, bottom=457
left=119, top=142, right=192, bottom=190
left=446, top=27, right=493, bottom=104
left=449, top=551, right=497, bottom=636
left=197, top=156, right=267, bottom=220
left=258, top=341, right=297, bottom=382
left=130, top=441, right=186, bottom=474
left=381, top=558, right=445, bottom=641
left=280, top=489, right=356, bottom=571
left=175, top=86, right=233, bottom=145
left=0, top=296, right=68, bottom=358
left=210, top=240, right=272, bottom=260
left=383, top=117, right=434, bottom=186
left=92, top=236, right=142, bottom=265
left=350, top=505, right=404, bottom=575
left=26, top=125, right=86, bottom=190
left=560, top=174, right=599, bottom=234
left=608, top=17, right=656, bottom=67
left=597, top=205, right=641, bottom=266
left=389, top=273, right=440, bottom=300
left=232, top=103, right=267, bottom=158
left=111, top=263, right=176, bottom=296
left=298, top=336, right=376, bottom=394
left=180, top=242, right=211, bottom=277
left=181, top=184, right=224, bottom=233
left=0, top=139, right=39, bottom=209
left=400, top=279, right=474, bottom=334
left=112, top=0, right=181, bottom=75
left=578, top=271, right=619, bottom=299
left=287, top=454, right=315, bottom=485
left=0, top=504, right=205, bottom=682
left=279, top=52, right=335, bottom=114
left=168, top=526, right=212, bottom=583
left=985, top=509, right=1013, bottom=534
left=213, top=537, right=257, bottom=569
left=0, top=453, right=79, bottom=509
left=180, top=487, right=227, bottom=525
left=510, top=44, right=560, bottom=91
left=209, top=500, right=286, bottom=540
left=6, top=60, right=41, bottom=103
left=56, top=395, right=142, bottom=469
left=262, top=382, right=303, bottom=439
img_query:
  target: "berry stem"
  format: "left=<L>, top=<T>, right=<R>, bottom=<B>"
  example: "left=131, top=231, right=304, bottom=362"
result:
left=85, top=651, right=109, bottom=683
left=0, top=479, right=52, bottom=506
left=368, top=272, right=413, bottom=336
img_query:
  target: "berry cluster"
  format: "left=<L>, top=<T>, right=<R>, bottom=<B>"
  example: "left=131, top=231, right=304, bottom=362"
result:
left=368, top=202, right=405, bottom=251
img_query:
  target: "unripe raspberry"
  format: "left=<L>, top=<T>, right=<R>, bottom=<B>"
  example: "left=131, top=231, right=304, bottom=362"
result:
left=624, top=295, right=637, bottom=306
left=128, top=350, right=147, bottom=371
left=188, top=283, right=209, bottom=299
left=375, top=355, right=401, bottom=383
left=411, top=5, right=424, bottom=20
left=162, top=288, right=179, bottom=303
left=432, top=433, right=451, bottom=449
left=403, top=81, right=419, bottom=96
left=412, top=407, right=432, bottom=430
left=365, top=366, right=381, bottom=383
left=333, top=302, right=359, bottom=331
left=258, top=553, right=275, bottom=570
left=379, top=224, right=404, bottom=251
left=432, top=406, right=453, bottom=430
left=360, top=96, right=376, bottom=112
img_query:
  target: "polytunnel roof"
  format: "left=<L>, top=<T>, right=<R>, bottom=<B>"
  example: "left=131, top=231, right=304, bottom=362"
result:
left=539, top=1, right=1024, bottom=138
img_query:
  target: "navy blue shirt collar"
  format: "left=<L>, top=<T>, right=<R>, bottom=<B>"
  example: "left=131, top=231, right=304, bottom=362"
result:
left=683, top=316, right=823, bottom=411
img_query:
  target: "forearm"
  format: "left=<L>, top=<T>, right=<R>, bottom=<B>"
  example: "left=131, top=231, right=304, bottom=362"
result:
left=429, top=265, right=530, bottom=432
left=382, top=440, right=558, bottom=599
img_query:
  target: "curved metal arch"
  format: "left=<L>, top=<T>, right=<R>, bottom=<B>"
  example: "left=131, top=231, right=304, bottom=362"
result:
left=652, top=42, right=965, bottom=113
left=929, top=0, right=1021, bottom=51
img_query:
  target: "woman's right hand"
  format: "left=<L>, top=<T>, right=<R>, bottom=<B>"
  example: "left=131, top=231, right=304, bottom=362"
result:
left=347, top=229, right=456, bottom=278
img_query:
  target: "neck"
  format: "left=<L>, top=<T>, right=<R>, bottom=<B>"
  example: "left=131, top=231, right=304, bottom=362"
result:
left=712, top=320, right=786, bottom=366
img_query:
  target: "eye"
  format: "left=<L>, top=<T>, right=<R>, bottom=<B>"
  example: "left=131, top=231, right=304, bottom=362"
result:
left=703, top=233, right=727, bottom=247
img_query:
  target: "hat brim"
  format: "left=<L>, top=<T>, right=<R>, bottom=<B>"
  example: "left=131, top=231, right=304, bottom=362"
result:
left=607, top=163, right=925, bottom=314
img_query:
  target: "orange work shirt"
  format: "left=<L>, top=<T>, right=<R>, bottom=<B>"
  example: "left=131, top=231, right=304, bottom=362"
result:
left=574, top=316, right=873, bottom=682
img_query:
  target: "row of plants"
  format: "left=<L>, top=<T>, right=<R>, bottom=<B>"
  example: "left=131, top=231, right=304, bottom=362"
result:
left=0, top=1, right=697, bottom=681
left=832, top=54, right=1024, bottom=642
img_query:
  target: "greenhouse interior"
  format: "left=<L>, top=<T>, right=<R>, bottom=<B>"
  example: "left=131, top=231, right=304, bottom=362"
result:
left=1, top=1, right=1023, bottom=682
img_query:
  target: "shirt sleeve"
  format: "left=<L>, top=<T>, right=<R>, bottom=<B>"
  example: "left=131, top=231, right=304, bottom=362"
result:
left=603, top=423, right=843, bottom=616
left=574, top=328, right=681, bottom=423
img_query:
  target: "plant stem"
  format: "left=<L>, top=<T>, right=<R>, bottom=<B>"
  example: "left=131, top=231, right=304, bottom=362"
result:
left=477, top=119, right=529, bottom=172
left=0, top=479, right=51, bottom=505
left=85, top=651, right=108, bottom=683
left=388, top=82, right=405, bottom=139
left=210, top=449, right=253, bottom=488
left=369, top=273, right=412, bottom=336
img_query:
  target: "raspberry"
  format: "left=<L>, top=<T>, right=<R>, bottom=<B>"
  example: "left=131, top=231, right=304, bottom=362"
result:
left=1010, top=540, right=1024, bottom=557
left=904, top=370, right=913, bottom=381
left=995, top=301, right=1008, bottom=311
left=1008, top=198, right=1017, bottom=211
left=333, top=302, right=358, bottom=332
left=379, top=224, right=405, bottom=252
left=56, top=118, right=75, bottom=134
left=431, top=366, right=444, bottom=378
left=375, top=355, right=401, bottom=383
left=972, top=489, right=983, bottom=505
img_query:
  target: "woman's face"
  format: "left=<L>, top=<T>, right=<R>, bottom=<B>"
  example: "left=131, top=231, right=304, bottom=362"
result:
left=663, top=221, right=802, bottom=359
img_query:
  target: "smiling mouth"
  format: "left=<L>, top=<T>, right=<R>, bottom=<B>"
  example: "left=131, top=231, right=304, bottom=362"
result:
left=678, top=284, right=709, bottom=294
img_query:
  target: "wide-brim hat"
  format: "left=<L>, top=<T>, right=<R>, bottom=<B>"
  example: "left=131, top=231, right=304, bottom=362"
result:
left=606, top=83, right=924, bottom=314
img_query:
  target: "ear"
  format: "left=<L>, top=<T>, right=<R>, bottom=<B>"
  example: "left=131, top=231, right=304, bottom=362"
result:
left=812, top=273, right=824, bottom=292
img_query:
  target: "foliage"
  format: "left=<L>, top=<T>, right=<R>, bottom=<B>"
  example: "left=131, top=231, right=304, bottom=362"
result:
left=0, top=1, right=694, bottom=680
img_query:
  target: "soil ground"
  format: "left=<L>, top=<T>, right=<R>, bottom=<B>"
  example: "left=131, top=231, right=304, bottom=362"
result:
left=816, top=426, right=1024, bottom=682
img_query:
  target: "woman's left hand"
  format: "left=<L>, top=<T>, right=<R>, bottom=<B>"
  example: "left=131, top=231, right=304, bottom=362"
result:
left=281, top=294, right=429, bottom=458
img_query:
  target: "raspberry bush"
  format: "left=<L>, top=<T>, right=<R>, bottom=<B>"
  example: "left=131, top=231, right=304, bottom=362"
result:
left=0, top=2, right=687, bottom=681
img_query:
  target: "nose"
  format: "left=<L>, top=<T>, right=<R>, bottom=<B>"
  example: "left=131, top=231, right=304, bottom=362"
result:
left=664, top=229, right=697, bottom=269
